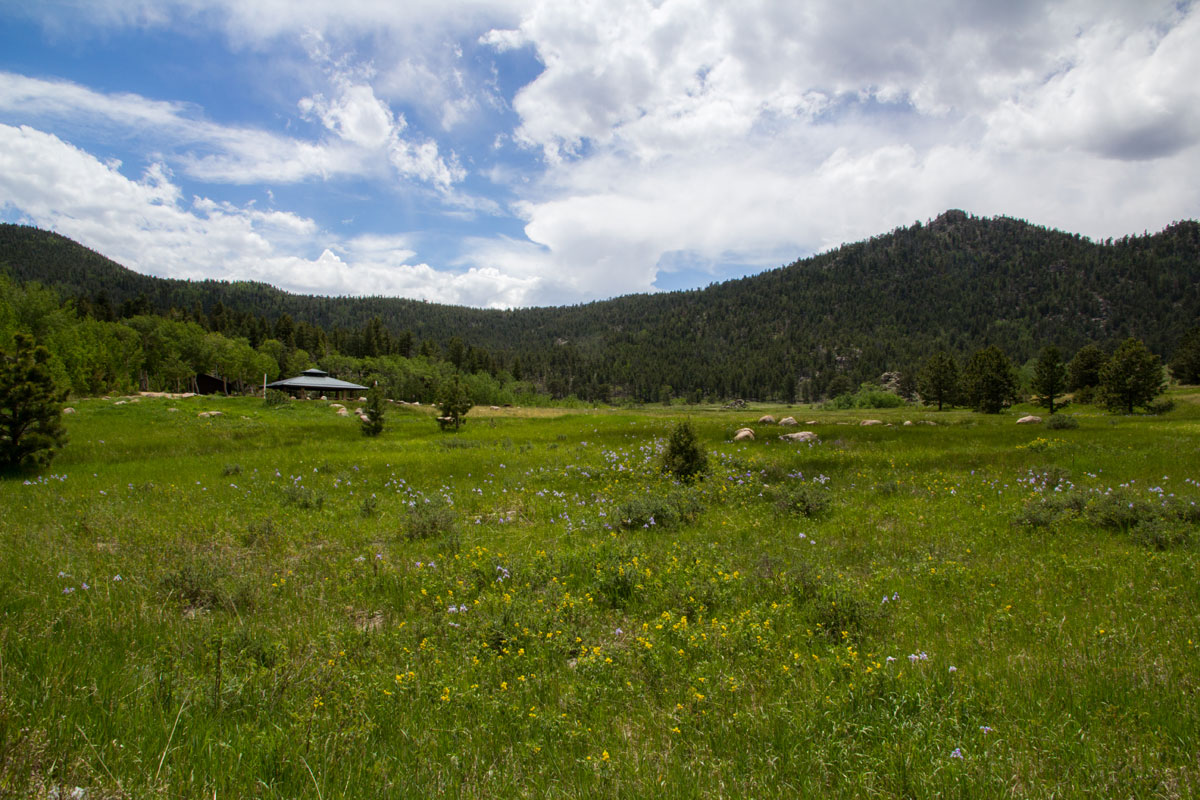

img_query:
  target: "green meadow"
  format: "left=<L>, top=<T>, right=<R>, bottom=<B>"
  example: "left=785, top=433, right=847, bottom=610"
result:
left=2, top=395, right=1198, bottom=798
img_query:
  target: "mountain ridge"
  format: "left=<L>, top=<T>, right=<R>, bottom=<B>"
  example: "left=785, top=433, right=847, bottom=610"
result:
left=2, top=211, right=1198, bottom=400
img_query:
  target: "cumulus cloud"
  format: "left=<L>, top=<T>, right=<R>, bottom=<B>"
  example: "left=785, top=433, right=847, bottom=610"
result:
left=0, top=123, right=514, bottom=305
left=466, top=0, right=1200, bottom=301
left=0, top=71, right=464, bottom=190
left=3, top=1, right=1199, bottom=308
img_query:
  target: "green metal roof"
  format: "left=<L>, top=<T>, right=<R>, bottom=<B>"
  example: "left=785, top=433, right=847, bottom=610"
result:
left=266, top=369, right=368, bottom=392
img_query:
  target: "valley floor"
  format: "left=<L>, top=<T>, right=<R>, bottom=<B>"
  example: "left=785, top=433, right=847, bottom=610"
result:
left=2, top=394, right=1198, bottom=798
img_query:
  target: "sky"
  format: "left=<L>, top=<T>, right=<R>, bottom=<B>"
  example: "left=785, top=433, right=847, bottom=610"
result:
left=1, top=1, right=1198, bottom=309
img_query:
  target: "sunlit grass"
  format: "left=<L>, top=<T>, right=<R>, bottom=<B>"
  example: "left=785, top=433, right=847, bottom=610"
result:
left=1, top=393, right=1198, bottom=797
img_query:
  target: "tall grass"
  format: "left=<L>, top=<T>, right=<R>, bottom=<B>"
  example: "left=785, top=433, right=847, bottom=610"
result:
left=1, top=392, right=1198, bottom=797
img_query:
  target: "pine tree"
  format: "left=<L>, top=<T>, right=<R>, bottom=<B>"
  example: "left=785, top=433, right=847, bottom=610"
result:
left=0, top=333, right=68, bottom=472
left=961, top=346, right=1018, bottom=414
left=917, top=351, right=958, bottom=411
left=1170, top=326, right=1200, bottom=385
left=661, top=420, right=707, bottom=482
left=1067, top=344, right=1107, bottom=404
left=361, top=386, right=386, bottom=437
left=1031, top=345, right=1067, bottom=414
left=1097, top=338, right=1164, bottom=414
left=437, top=376, right=473, bottom=431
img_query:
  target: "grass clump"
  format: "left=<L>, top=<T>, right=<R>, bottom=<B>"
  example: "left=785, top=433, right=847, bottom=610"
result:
left=1045, top=413, right=1079, bottom=430
left=405, top=501, right=457, bottom=541
left=771, top=480, right=831, bottom=517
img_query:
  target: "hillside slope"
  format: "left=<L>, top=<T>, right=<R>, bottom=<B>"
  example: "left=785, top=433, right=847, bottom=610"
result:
left=2, top=210, right=1197, bottom=399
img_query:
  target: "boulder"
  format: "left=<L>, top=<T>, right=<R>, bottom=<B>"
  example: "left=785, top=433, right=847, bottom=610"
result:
left=113, top=400, right=127, bottom=406
left=779, top=416, right=797, bottom=426
left=198, top=411, right=223, bottom=418
left=330, top=403, right=344, bottom=410
left=1017, top=415, right=1042, bottom=424
left=860, top=419, right=883, bottom=426
left=167, top=407, right=179, bottom=413
left=733, top=428, right=755, bottom=442
left=336, top=407, right=350, bottom=416
left=780, top=431, right=819, bottom=443
left=806, top=420, right=818, bottom=425
left=62, top=407, right=76, bottom=414
left=903, top=420, right=913, bottom=426
left=758, top=415, right=776, bottom=424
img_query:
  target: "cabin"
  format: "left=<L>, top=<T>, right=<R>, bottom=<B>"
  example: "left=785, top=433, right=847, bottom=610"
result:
left=266, top=369, right=369, bottom=400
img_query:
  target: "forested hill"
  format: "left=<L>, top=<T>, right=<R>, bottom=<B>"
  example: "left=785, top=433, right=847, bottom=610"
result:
left=2, top=210, right=1198, bottom=401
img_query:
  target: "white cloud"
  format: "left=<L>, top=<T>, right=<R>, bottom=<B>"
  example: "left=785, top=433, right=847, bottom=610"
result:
left=4, top=1, right=1199, bottom=308
left=0, top=123, right=519, bottom=305
left=0, top=71, right=464, bottom=189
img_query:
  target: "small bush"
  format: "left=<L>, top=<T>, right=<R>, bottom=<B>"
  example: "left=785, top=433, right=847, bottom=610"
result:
left=264, top=389, right=289, bottom=407
left=159, top=557, right=253, bottom=612
left=616, top=489, right=704, bottom=530
left=282, top=483, right=324, bottom=510
left=661, top=420, right=708, bottom=482
left=1130, top=518, right=1192, bottom=551
left=1086, top=488, right=1156, bottom=531
left=1045, top=414, right=1079, bottom=430
left=360, top=495, right=379, bottom=517
left=771, top=481, right=831, bottom=518
left=406, top=502, right=457, bottom=541
left=240, top=518, right=279, bottom=548
left=222, top=463, right=242, bottom=476
left=1147, top=398, right=1176, bottom=415
left=1012, top=500, right=1062, bottom=529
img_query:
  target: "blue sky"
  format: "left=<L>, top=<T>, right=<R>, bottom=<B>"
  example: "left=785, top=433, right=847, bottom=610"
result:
left=1, top=1, right=1198, bottom=308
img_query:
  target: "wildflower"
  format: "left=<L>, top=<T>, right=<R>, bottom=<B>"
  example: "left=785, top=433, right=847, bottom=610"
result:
left=948, top=665, right=957, bottom=673
left=81, top=582, right=89, bottom=590
left=980, top=726, right=993, bottom=734
left=63, top=587, right=75, bottom=594
left=113, top=575, right=122, bottom=582
left=950, top=748, right=963, bottom=759
left=886, top=656, right=895, bottom=663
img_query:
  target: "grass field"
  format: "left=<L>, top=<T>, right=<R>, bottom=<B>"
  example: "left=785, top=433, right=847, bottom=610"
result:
left=1, top=393, right=1198, bottom=798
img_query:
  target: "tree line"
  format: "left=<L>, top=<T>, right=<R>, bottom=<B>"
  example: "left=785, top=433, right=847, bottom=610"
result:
left=2, top=210, right=1199, bottom=404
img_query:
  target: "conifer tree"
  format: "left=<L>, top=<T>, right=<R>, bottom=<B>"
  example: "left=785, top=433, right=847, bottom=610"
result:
left=1097, top=338, right=1164, bottom=414
left=1170, top=327, right=1200, bottom=385
left=437, top=376, right=473, bottom=431
left=0, top=333, right=68, bottom=472
left=961, top=346, right=1018, bottom=414
left=361, top=386, right=385, bottom=437
left=1031, top=345, right=1067, bottom=414
left=661, top=420, right=707, bottom=482
left=1068, top=344, right=1107, bottom=404
left=917, top=351, right=958, bottom=411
